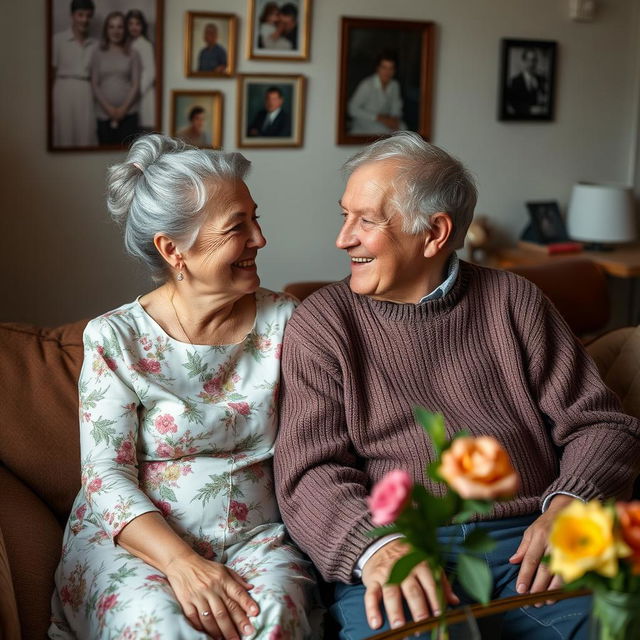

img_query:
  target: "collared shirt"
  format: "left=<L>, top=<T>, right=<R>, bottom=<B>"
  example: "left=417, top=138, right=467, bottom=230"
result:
left=198, top=44, right=227, bottom=72
left=52, top=28, right=96, bottom=80
left=263, top=107, right=281, bottom=129
left=418, top=253, right=460, bottom=304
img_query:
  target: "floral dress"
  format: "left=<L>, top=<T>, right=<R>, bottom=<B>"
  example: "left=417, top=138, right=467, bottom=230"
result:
left=49, top=289, right=318, bottom=640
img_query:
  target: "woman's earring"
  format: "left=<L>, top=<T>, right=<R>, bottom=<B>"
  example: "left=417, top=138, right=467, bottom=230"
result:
left=176, top=272, right=184, bottom=281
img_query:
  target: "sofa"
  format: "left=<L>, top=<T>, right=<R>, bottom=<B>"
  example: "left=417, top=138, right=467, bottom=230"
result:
left=1, top=262, right=637, bottom=639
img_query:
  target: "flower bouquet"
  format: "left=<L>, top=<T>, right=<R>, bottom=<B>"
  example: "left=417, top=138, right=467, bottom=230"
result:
left=367, top=408, right=519, bottom=636
left=547, top=500, right=640, bottom=640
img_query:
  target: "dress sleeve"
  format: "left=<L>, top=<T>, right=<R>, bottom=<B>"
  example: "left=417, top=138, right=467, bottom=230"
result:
left=348, top=79, right=377, bottom=123
left=79, top=318, right=160, bottom=541
left=519, top=284, right=640, bottom=504
left=275, top=327, right=374, bottom=583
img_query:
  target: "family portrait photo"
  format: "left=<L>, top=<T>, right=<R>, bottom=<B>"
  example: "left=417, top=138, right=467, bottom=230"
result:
left=184, top=11, right=237, bottom=78
left=237, top=74, right=306, bottom=148
left=247, top=0, right=311, bottom=61
left=337, top=17, right=435, bottom=145
left=170, top=90, right=223, bottom=149
left=48, top=0, right=163, bottom=151
left=498, top=38, right=557, bottom=121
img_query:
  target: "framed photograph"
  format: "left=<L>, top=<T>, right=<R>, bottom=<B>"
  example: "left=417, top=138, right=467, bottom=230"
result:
left=171, top=91, right=223, bottom=149
left=47, top=0, right=163, bottom=151
left=526, top=201, right=569, bottom=243
left=247, top=0, right=312, bottom=61
left=237, top=74, right=306, bottom=148
left=184, top=11, right=237, bottom=78
left=337, top=17, right=435, bottom=146
left=498, top=39, right=557, bottom=121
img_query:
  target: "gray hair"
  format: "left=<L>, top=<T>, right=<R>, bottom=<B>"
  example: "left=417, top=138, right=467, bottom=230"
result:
left=107, top=134, right=250, bottom=281
left=342, top=131, right=477, bottom=249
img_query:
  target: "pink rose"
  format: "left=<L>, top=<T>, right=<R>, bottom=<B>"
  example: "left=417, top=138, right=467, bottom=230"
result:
left=195, top=539, right=216, bottom=560
left=155, top=442, right=173, bottom=458
left=274, top=343, right=283, bottom=360
left=269, top=625, right=284, bottom=640
left=203, top=377, right=222, bottom=395
left=105, top=357, right=117, bottom=371
left=154, top=500, right=172, bottom=517
left=154, top=414, right=177, bottom=434
left=133, top=358, right=161, bottom=374
left=87, top=477, right=103, bottom=494
left=229, top=402, right=251, bottom=416
left=230, top=500, right=249, bottom=522
left=146, top=574, right=168, bottom=583
left=367, top=470, right=412, bottom=526
left=75, top=504, right=87, bottom=520
left=115, top=440, right=135, bottom=465
left=97, top=593, right=118, bottom=618
left=60, top=585, right=72, bottom=604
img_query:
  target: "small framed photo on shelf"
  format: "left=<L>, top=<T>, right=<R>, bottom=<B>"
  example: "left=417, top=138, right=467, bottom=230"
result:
left=337, top=17, right=435, bottom=145
left=237, top=74, right=306, bottom=148
left=47, top=0, right=163, bottom=151
left=184, top=11, right=237, bottom=77
left=526, top=201, right=569, bottom=243
left=171, top=90, right=223, bottom=149
left=498, top=38, right=557, bottom=121
left=247, top=0, right=312, bottom=61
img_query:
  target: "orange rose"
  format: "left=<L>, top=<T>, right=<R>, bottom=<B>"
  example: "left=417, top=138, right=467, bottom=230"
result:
left=616, top=501, right=640, bottom=574
left=439, top=436, right=519, bottom=500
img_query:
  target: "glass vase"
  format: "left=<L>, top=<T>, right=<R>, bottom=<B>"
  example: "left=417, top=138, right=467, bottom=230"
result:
left=589, top=591, right=640, bottom=640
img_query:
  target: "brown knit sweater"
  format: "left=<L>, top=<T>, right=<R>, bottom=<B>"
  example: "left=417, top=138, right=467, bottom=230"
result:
left=274, top=261, right=640, bottom=583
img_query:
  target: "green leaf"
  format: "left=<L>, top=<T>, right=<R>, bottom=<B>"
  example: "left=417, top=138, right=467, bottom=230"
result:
left=366, top=525, right=403, bottom=538
left=452, top=499, right=493, bottom=524
left=411, top=486, right=457, bottom=527
left=160, top=485, right=177, bottom=502
left=458, top=553, right=492, bottom=604
left=387, top=550, right=428, bottom=585
left=462, top=529, right=496, bottom=553
left=426, top=460, right=443, bottom=482
left=413, top=407, right=447, bottom=455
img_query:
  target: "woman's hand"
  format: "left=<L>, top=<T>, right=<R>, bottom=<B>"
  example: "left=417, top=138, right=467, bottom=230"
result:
left=165, top=553, right=259, bottom=639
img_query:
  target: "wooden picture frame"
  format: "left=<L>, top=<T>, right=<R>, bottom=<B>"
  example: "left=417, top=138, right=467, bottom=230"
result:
left=498, top=39, right=557, bottom=121
left=247, top=0, right=312, bottom=61
left=337, top=16, right=435, bottom=145
left=47, top=0, right=163, bottom=151
left=170, top=90, right=223, bottom=149
left=237, top=74, right=306, bottom=148
left=184, top=11, right=237, bottom=78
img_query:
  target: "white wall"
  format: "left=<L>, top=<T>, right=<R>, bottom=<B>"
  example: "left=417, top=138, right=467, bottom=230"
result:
left=1, top=0, right=639, bottom=325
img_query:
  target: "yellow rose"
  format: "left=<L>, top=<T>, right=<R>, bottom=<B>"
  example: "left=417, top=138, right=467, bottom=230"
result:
left=164, top=465, right=181, bottom=482
left=549, top=500, right=630, bottom=583
left=439, top=436, right=519, bottom=500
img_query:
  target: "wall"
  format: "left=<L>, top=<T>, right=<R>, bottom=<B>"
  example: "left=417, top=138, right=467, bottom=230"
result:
left=0, top=0, right=639, bottom=325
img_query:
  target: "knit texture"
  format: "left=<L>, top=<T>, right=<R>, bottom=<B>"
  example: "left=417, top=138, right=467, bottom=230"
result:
left=274, top=261, right=640, bottom=583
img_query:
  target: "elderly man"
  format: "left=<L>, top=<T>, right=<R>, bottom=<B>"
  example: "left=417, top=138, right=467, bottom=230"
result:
left=275, top=131, right=640, bottom=639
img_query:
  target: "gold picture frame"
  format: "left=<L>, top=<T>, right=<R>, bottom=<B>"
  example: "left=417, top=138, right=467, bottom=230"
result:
left=236, top=74, right=306, bottom=148
left=246, top=0, right=312, bottom=61
left=170, top=90, right=223, bottom=149
left=184, top=11, right=237, bottom=78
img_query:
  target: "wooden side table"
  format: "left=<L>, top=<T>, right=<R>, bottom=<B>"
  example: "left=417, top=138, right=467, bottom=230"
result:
left=489, top=244, right=640, bottom=325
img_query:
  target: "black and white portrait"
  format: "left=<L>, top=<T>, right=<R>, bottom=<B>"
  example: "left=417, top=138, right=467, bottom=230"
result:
left=499, top=39, right=557, bottom=122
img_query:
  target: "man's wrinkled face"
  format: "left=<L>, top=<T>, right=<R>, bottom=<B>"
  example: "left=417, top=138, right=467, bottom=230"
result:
left=265, top=91, right=283, bottom=112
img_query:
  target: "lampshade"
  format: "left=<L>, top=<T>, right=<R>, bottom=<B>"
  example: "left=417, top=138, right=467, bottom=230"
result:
left=567, top=182, right=636, bottom=244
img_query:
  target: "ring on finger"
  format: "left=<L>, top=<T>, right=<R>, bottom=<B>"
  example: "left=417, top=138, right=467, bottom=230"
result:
left=201, top=610, right=211, bottom=617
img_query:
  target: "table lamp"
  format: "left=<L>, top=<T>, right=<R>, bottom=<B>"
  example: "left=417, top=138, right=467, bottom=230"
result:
left=566, top=182, right=637, bottom=251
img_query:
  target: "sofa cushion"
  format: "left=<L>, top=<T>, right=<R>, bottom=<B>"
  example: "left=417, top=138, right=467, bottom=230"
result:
left=0, top=320, right=87, bottom=523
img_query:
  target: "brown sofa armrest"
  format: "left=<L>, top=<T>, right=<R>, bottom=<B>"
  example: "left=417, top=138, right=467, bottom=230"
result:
left=0, top=523, right=20, bottom=640
left=0, top=465, right=64, bottom=640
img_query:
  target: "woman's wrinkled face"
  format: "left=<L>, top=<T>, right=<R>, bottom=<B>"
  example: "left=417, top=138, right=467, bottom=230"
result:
left=107, top=15, right=125, bottom=46
left=127, top=16, right=142, bottom=39
left=184, top=179, right=266, bottom=298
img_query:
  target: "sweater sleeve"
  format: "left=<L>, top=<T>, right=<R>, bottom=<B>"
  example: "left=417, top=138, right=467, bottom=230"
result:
left=274, top=325, right=375, bottom=583
left=79, top=318, right=160, bottom=541
left=520, top=284, right=640, bottom=504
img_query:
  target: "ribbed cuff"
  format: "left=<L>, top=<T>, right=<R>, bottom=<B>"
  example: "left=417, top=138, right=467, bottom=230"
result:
left=541, top=475, right=603, bottom=510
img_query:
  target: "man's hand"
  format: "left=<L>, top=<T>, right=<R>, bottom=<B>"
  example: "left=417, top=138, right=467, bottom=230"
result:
left=362, top=539, right=460, bottom=630
left=509, top=495, right=575, bottom=605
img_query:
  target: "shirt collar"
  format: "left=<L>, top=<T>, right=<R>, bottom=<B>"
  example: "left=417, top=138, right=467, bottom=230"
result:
left=418, top=253, right=460, bottom=304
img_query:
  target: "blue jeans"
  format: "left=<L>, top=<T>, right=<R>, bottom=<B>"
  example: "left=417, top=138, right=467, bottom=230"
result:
left=330, top=514, right=590, bottom=639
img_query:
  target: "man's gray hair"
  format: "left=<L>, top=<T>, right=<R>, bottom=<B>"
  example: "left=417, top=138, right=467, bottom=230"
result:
left=342, top=131, right=477, bottom=249
left=107, top=134, right=250, bottom=281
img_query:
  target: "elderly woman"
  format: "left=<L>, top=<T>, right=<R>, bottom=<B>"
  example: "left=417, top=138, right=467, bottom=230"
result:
left=49, top=135, right=317, bottom=639
left=275, top=131, right=639, bottom=639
